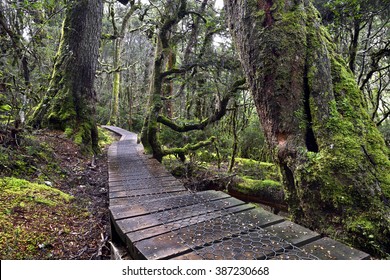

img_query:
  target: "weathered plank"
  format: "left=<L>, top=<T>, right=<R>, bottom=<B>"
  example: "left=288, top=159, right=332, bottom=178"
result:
left=134, top=206, right=285, bottom=259
left=114, top=197, right=246, bottom=234
left=127, top=204, right=255, bottom=243
left=108, top=176, right=175, bottom=186
left=300, top=237, right=370, bottom=260
left=109, top=185, right=186, bottom=199
left=110, top=191, right=231, bottom=220
left=138, top=226, right=314, bottom=260
left=109, top=191, right=190, bottom=207
left=109, top=180, right=181, bottom=192
left=263, top=221, right=321, bottom=246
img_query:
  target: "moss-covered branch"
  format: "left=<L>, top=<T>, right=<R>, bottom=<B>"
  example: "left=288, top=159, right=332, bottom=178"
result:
left=160, top=63, right=199, bottom=78
left=157, top=78, right=246, bottom=132
left=162, top=136, right=216, bottom=159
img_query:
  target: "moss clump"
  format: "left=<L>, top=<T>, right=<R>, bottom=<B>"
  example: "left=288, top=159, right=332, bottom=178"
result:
left=97, top=126, right=115, bottom=148
left=0, top=177, right=73, bottom=259
left=0, top=177, right=73, bottom=208
left=236, top=177, right=283, bottom=195
left=234, top=158, right=282, bottom=181
left=232, top=177, right=285, bottom=207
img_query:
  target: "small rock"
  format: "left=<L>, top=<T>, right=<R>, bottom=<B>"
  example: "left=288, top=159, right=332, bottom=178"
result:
left=44, top=181, right=52, bottom=186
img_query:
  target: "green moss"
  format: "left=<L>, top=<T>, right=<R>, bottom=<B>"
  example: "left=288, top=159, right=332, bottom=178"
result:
left=64, top=127, right=73, bottom=137
left=239, top=177, right=282, bottom=191
left=0, top=177, right=73, bottom=208
left=98, top=126, right=114, bottom=147
left=0, top=177, right=78, bottom=259
left=234, top=177, right=283, bottom=200
left=234, top=158, right=281, bottom=181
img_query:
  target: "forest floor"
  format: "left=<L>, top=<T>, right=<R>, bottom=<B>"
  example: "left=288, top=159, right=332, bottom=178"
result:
left=0, top=128, right=117, bottom=259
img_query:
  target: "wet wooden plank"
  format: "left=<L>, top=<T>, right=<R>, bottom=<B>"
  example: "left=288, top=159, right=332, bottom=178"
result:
left=114, top=197, right=246, bottom=234
left=108, top=170, right=172, bottom=178
left=134, top=206, right=285, bottom=259
left=109, top=174, right=175, bottom=183
left=128, top=204, right=254, bottom=243
left=263, top=220, right=320, bottom=246
left=109, top=175, right=175, bottom=186
left=109, top=179, right=178, bottom=189
left=109, top=181, right=182, bottom=193
left=108, top=167, right=172, bottom=177
left=109, top=191, right=189, bottom=206
left=110, top=191, right=231, bottom=220
left=137, top=227, right=289, bottom=260
left=301, top=237, right=370, bottom=260
left=173, top=230, right=315, bottom=260
left=112, top=197, right=247, bottom=253
left=109, top=185, right=186, bottom=199
left=170, top=252, right=203, bottom=260
left=245, top=207, right=285, bottom=228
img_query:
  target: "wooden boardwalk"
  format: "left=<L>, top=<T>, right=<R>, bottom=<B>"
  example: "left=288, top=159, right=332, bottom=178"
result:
left=103, top=126, right=370, bottom=260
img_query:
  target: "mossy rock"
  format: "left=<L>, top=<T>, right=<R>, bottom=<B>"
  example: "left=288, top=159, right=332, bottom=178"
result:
left=0, top=177, right=73, bottom=208
left=231, top=177, right=285, bottom=207
left=233, top=158, right=282, bottom=181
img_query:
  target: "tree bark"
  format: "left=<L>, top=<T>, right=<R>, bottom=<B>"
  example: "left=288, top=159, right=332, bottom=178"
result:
left=29, top=0, right=103, bottom=154
left=225, top=0, right=390, bottom=257
left=140, top=0, right=188, bottom=161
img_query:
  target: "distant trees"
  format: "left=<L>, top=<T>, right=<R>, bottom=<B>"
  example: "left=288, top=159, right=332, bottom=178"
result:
left=0, top=0, right=63, bottom=133
left=314, top=0, right=390, bottom=129
left=105, top=0, right=140, bottom=126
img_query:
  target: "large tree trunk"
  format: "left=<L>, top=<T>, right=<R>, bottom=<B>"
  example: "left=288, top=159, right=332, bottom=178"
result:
left=225, top=0, right=390, bottom=257
left=29, top=0, right=103, bottom=154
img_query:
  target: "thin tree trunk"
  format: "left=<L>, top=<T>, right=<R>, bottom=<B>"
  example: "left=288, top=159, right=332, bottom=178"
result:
left=349, top=18, right=361, bottom=74
left=228, top=102, right=238, bottom=173
left=109, top=3, right=138, bottom=125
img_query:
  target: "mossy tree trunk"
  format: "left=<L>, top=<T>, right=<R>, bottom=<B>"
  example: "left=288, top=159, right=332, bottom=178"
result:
left=29, top=0, right=103, bottom=154
left=225, top=0, right=390, bottom=257
left=140, top=0, right=188, bottom=161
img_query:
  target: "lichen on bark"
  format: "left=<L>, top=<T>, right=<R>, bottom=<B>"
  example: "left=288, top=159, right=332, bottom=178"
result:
left=225, top=0, right=390, bottom=257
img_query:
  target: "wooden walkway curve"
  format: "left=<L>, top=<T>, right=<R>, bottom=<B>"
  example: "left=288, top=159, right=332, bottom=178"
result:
left=103, top=126, right=370, bottom=260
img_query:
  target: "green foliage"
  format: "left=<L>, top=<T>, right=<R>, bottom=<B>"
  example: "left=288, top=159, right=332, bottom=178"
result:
left=97, top=126, right=115, bottom=147
left=0, top=0, right=65, bottom=128
left=238, top=115, right=270, bottom=161
left=0, top=133, right=61, bottom=180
